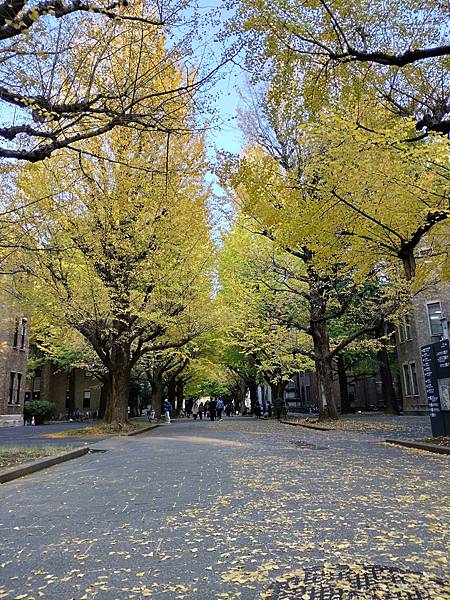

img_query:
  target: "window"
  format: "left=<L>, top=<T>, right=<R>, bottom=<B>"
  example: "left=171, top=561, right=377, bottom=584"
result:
left=16, top=373, right=22, bottom=404
left=403, top=364, right=412, bottom=396
left=397, top=314, right=412, bottom=343
left=403, top=363, right=419, bottom=397
left=410, top=363, right=419, bottom=396
left=20, top=318, right=27, bottom=349
left=12, top=319, right=19, bottom=347
left=426, top=302, right=443, bottom=336
left=8, top=372, right=15, bottom=404
left=404, top=314, right=412, bottom=340
left=83, top=391, right=91, bottom=408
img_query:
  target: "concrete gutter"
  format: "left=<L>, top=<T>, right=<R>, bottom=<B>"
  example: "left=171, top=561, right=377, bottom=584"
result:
left=0, top=447, right=90, bottom=484
left=280, top=420, right=333, bottom=432
left=127, top=424, right=160, bottom=436
left=385, top=439, right=450, bottom=455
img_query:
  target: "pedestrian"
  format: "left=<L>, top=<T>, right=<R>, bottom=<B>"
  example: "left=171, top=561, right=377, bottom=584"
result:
left=216, top=398, right=224, bottom=420
left=198, top=402, right=204, bottom=420
left=225, top=402, right=232, bottom=417
left=147, top=406, right=155, bottom=421
left=209, top=398, right=217, bottom=421
left=204, top=400, right=210, bottom=419
left=163, top=399, right=172, bottom=423
left=192, top=401, right=199, bottom=420
left=267, top=402, right=272, bottom=418
left=254, top=401, right=262, bottom=419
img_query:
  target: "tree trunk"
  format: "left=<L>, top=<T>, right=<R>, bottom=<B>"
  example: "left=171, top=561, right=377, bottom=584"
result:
left=337, top=354, right=351, bottom=414
left=168, top=378, right=177, bottom=413
left=129, top=387, right=140, bottom=418
left=270, top=381, right=286, bottom=419
left=67, top=369, right=76, bottom=416
left=98, top=375, right=110, bottom=419
left=400, top=250, right=416, bottom=281
left=151, top=373, right=164, bottom=419
left=176, top=379, right=184, bottom=415
left=311, top=321, right=338, bottom=421
left=378, top=343, right=400, bottom=415
left=248, top=380, right=258, bottom=413
left=104, top=346, right=130, bottom=425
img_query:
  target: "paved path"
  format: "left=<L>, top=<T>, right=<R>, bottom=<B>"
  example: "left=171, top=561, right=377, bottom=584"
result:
left=0, top=418, right=448, bottom=599
left=0, top=422, right=102, bottom=448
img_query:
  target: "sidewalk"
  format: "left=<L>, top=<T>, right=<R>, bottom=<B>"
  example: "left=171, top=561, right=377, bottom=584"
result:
left=0, top=417, right=448, bottom=599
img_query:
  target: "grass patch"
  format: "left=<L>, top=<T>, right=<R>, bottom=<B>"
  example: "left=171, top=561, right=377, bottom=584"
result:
left=0, top=446, right=72, bottom=470
left=47, top=421, right=151, bottom=438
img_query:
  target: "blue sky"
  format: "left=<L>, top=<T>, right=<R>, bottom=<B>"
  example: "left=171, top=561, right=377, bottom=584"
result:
left=188, top=1, right=246, bottom=157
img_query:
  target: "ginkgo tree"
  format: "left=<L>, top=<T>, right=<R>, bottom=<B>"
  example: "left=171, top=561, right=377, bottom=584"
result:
left=230, top=0, right=450, bottom=136
left=220, top=84, right=410, bottom=419
left=218, top=221, right=314, bottom=413
left=291, top=102, right=449, bottom=284
left=12, top=114, right=214, bottom=427
left=0, top=0, right=222, bottom=161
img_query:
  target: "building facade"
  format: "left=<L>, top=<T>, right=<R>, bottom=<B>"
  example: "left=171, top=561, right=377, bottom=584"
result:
left=396, top=282, right=450, bottom=414
left=25, top=357, right=102, bottom=418
left=0, top=297, right=29, bottom=426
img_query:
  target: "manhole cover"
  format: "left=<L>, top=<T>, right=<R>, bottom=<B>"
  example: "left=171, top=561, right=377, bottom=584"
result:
left=290, top=440, right=327, bottom=450
left=267, top=564, right=449, bottom=599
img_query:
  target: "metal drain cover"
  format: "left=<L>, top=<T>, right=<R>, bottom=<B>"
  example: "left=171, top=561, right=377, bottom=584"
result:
left=268, top=564, right=449, bottom=599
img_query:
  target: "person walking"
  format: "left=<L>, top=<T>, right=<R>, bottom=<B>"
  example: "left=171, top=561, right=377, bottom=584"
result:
left=209, top=398, right=217, bottom=421
left=216, top=398, right=224, bottom=420
left=163, top=399, right=172, bottom=423
left=204, top=400, right=210, bottom=419
left=192, top=401, right=199, bottom=420
left=198, top=401, right=204, bottom=420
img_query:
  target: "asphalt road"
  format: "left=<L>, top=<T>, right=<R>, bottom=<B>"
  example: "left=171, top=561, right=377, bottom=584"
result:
left=0, top=417, right=448, bottom=599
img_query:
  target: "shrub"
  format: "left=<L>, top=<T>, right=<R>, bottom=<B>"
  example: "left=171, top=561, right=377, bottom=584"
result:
left=23, top=400, right=56, bottom=425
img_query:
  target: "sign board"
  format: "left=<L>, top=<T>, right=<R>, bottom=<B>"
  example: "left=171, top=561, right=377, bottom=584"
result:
left=420, top=339, right=450, bottom=437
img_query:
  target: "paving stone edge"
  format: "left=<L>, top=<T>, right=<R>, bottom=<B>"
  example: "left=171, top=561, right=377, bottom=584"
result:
left=385, top=439, right=450, bottom=455
left=0, top=447, right=90, bottom=484
left=127, top=424, right=160, bottom=436
left=280, top=420, right=333, bottom=431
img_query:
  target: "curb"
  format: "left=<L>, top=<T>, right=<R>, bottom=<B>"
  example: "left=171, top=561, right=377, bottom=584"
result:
left=280, top=420, right=333, bottom=432
left=0, top=447, right=90, bottom=484
left=385, top=439, right=450, bottom=455
left=127, top=424, right=160, bottom=436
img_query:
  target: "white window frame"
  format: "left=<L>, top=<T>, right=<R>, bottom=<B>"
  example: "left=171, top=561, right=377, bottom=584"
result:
left=426, top=301, right=443, bottom=337
left=397, top=314, right=412, bottom=344
left=402, top=362, right=419, bottom=397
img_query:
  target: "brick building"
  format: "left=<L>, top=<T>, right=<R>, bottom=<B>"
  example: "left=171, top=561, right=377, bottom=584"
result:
left=25, top=356, right=102, bottom=418
left=0, top=295, right=29, bottom=426
left=396, top=282, right=449, bottom=414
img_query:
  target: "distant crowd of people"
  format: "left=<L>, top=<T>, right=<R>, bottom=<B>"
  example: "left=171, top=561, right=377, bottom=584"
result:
left=147, top=397, right=278, bottom=423
left=190, top=398, right=236, bottom=421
